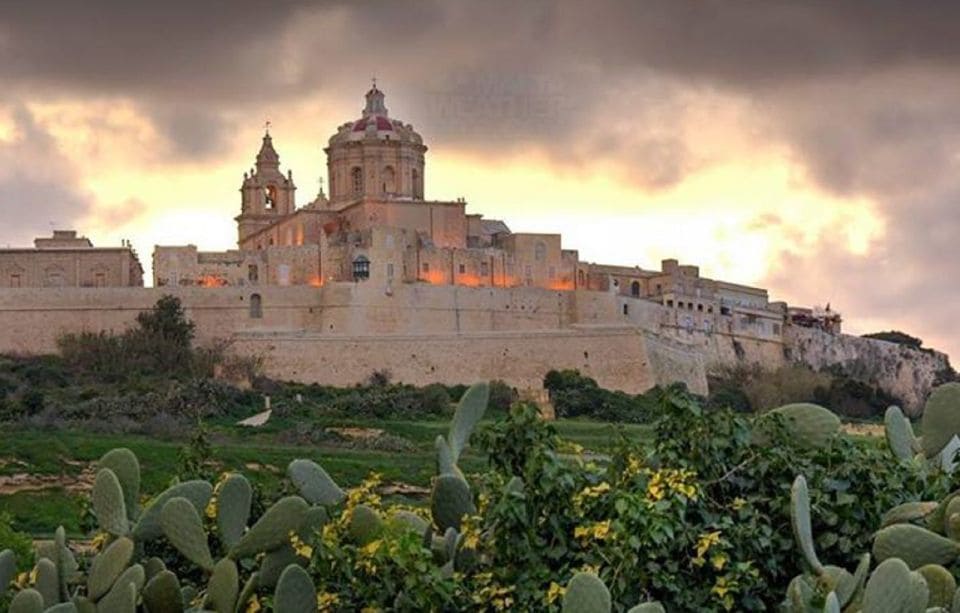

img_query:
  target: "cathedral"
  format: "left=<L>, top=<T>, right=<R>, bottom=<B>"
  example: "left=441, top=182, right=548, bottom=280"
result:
left=152, top=83, right=798, bottom=338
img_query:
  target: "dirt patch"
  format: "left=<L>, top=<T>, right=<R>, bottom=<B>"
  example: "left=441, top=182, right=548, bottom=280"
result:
left=380, top=482, right=430, bottom=497
left=0, top=463, right=96, bottom=496
left=842, top=423, right=884, bottom=437
left=326, top=427, right=385, bottom=441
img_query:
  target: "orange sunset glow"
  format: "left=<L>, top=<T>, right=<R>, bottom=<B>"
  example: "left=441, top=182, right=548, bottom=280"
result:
left=0, top=2, right=955, bottom=361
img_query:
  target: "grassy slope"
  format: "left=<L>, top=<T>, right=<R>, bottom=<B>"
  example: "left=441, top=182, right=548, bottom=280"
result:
left=0, top=419, right=651, bottom=536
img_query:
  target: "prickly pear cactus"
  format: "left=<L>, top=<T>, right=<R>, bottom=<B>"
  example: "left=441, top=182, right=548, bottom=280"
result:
left=916, top=563, right=955, bottom=609
left=921, top=383, right=960, bottom=458
left=98, top=448, right=140, bottom=522
left=435, top=435, right=462, bottom=478
left=881, top=501, right=938, bottom=528
left=33, top=558, right=59, bottom=608
left=448, top=382, right=490, bottom=461
left=160, top=496, right=214, bottom=571
left=627, top=604, right=665, bottom=613
left=92, top=468, right=128, bottom=536
left=8, top=588, right=44, bottom=613
left=229, top=495, right=309, bottom=560
left=431, top=474, right=476, bottom=532
left=273, top=564, right=317, bottom=613
left=862, top=558, right=929, bottom=612
left=142, top=570, right=183, bottom=613
left=348, top=504, right=384, bottom=545
left=287, top=459, right=345, bottom=506
left=562, top=572, right=611, bottom=613
left=759, top=403, right=841, bottom=449
left=0, top=548, right=16, bottom=592
left=216, top=473, right=253, bottom=549
left=790, top=475, right=824, bottom=574
left=87, top=536, right=134, bottom=601
left=884, top=405, right=918, bottom=462
left=872, top=524, right=960, bottom=569
left=133, top=479, right=213, bottom=541
left=204, top=558, right=239, bottom=613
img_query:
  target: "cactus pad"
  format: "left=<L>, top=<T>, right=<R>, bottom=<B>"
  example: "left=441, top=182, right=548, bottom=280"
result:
left=448, top=382, right=490, bottom=461
left=204, top=557, right=239, bottom=613
left=92, top=468, right=128, bottom=536
left=98, top=448, right=140, bottom=521
left=216, top=473, right=253, bottom=549
left=96, top=579, right=137, bottom=613
left=0, top=548, right=16, bottom=591
left=274, top=564, right=317, bottom=613
left=922, top=383, right=960, bottom=457
left=431, top=474, right=475, bottom=532
left=435, top=435, right=462, bottom=478
left=229, top=495, right=309, bottom=560
left=133, top=479, right=213, bottom=541
left=237, top=571, right=260, bottom=613
left=160, top=497, right=214, bottom=572
left=562, top=572, right=611, bottom=613
left=142, top=570, right=183, bottom=613
left=87, top=536, right=134, bottom=601
left=790, top=475, right=824, bottom=574
left=872, top=524, right=960, bottom=569
left=143, top=556, right=166, bottom=581
left=287, top=459, right=345, bottom=506
left=42, top=604, right=77, bottom=613
left=388, top=510, right=429, bottom=536
left=881, top=501, right=938, bottom=528
left=34, top=558, right=59, bottom=608
left=884, top=405, right=917, bottom=461
left=761, top=403, right=840, bottom=449
left=627, top=604, right=665, bottom=613
left=349, top=504, right=384, bottom=545
left=917, top=564, right=955, bottom=609
left=9, top=589, right=44, bottom=613
left=258, top=545, right=301, bottom=588
left=863, top=558, right=928, bottom=612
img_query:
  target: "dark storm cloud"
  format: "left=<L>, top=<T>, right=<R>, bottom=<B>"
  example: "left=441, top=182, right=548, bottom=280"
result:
left=0, top=0, right=957, bottom=353
left=0, top=107, right=93, bottom=246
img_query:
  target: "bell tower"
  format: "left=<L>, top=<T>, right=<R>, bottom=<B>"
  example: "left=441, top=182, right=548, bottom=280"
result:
left=236, top=129, right=297, bottom=245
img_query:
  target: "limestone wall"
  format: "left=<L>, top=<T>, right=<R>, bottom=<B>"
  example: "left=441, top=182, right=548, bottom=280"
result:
left=784, top=326, right=952, bottom=415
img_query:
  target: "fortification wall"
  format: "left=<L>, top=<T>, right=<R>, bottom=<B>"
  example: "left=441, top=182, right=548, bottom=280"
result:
left=230, top=325, right=707, bottom=395
left=784, top=326, right=953, bottom=415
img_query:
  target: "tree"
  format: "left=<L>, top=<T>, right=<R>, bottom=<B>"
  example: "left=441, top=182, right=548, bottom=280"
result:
left=136, top=295, right=195, bottom=347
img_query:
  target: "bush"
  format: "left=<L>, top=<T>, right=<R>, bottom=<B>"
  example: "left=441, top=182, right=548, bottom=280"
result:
left=0, top=512, right=34, bottom=572
left=544, top=369, right=654, bottom=422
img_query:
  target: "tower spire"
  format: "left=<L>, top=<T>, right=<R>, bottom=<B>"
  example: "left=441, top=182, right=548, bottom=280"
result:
left=363, top=81, right=388, bottom=117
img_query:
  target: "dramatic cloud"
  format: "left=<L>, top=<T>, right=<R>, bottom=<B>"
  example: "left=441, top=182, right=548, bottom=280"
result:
left=0, top=1, right=956, bottom=357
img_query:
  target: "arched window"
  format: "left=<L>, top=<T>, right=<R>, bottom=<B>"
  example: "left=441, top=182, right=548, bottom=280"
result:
left=249, top=294, right=263, bottom=318
left=264, top=185, right=278, bottom=210
left=248, top=264, right=259, bottom=283
left=382, top=166, right=396, bottom=194
left=411, top=169, right=421, bottom=198
left=352, top=255, right=370, bottom=281
left=352, top=167, right=364, bottom=195
left=631, top=281, right=641, bottom=297
left=534, top=241, right=546, bottom=261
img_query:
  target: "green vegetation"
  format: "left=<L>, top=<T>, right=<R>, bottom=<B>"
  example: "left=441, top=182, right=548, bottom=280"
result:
left=6, top=381, right=960, bottom=610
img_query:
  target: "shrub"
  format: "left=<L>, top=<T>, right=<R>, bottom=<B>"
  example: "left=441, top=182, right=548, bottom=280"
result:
left=0, top=512, right=34, bottom=572
left=420, top=383, right=452, bottom=413
left=544, top=369, right=653, bottom=422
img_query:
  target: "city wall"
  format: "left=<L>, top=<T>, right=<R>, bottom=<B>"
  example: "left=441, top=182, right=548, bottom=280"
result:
left=0, top=284, right=946, bottom=411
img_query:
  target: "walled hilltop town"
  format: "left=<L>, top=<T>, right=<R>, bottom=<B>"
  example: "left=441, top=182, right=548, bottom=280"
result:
left=0, top=84, right=950, bottom=412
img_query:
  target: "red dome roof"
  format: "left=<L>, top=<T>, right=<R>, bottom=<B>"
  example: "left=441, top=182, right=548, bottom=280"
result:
left=352, top=116, right=394, bottom=132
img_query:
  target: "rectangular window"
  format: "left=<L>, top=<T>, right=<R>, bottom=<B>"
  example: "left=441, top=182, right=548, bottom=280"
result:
left=422, top=262, right=430, bottom=273
left=10, top=274, right=20, bottom=288
left=95, top=273, right=106, bottom=287
left=666, top=299, right=674, bottom=307
left=458, top=263, right=466, bottom=274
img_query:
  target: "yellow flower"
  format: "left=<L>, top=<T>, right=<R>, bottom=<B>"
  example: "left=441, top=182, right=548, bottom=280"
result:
left=545, top=581, right=566, bottom=604
left=288, top=531, right=314, bottom=559
left=359, top=539, right=382, bottom=557
left=15, top=571, right=29, bottom=589
left=711, top=552, right=729, bottom=570
left=732, top=497, right=747, bottom=511
left=575, top=520, right=613, bottom=542
left=317, top=591, right=341, bottom=611
left=90, top=531, right=108, bottom=552
left=245, top=595, right=262, bottom=613
left=361, top=608, right=381, bottom=613
left=693, top=531, right=723, bottom=567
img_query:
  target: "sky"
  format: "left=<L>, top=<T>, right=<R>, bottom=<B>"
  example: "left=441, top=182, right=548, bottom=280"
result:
left=0, top=1, right=956, bottom=361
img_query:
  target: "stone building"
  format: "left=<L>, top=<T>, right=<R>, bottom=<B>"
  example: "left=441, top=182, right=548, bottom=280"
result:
left=0, top=230, right=143, bottom=288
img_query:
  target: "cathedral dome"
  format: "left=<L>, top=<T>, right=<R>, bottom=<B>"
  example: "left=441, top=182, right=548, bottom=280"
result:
left=328, top=84, right=423, bottom=146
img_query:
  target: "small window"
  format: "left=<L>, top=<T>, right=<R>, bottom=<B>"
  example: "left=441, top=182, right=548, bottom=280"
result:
left=422, top=262, right=430, bottom=273
left=352, top=167, right=364, bottom=195
left=352, top=256, right=370, bottom=281
left=667, top=299, right=674, bottom=307
left=10, top=274, right=21, bottom=288
left=631, top=281, right=641, bottom=297
left=250, top=294, right=263, bottom=318
left=697, top=303, right=703, bottom=312
left=623, top=304, right=629, bottom=315
left=95, top=272, right=106, bottom=288
left=720, top=306, right=731, bottom=316
left=248, top=264, right=259, bottom=283
left=688, top=302, right=694, bottom=310
left=458, top=263, right=466, bottom=274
